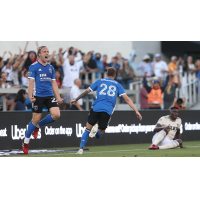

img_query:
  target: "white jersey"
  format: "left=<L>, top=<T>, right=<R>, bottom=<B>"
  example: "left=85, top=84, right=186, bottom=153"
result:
left=154, top=60, right=168, bottom=78
left=22, top=77, right=29, bottom=87
left=156, top=115, right=182, bottom=140
left=62, top=60, right=84, bottom=87
left=70, top=85, right=83, bottom=106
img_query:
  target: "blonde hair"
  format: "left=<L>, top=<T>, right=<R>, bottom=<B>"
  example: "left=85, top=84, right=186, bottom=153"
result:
left=37, top=46, right=46, bottom=57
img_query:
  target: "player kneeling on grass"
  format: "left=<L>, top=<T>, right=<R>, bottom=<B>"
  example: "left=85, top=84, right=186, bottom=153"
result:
left=70, top=67, right=142, bottom=155
left=149, top=107, right=185, bottom=150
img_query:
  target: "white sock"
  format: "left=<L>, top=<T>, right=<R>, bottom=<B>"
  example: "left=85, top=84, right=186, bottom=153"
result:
left=159, top=140, right=179, bottom=149
left=153, top=130, right=166, bottom=146
left=24, top=137, right=30, bottom=144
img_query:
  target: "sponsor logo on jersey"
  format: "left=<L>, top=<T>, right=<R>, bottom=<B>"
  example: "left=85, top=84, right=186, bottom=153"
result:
left=38, top=69, right=42, bottom=71
left=49, top=68, right=52, bottom=73
left=40, top=74, right=47, bottom=77
left=28, top=72, right=32, bottom=76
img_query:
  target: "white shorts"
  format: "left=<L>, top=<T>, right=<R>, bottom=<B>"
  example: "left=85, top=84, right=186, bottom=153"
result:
left=152, top=132, right=177, bottom=147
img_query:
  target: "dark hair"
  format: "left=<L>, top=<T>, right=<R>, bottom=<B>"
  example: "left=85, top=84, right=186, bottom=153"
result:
left=170, top=106, right=179, bottom=111
left=0, top=57, right=2, bottom=62
left=14, top=89, right=27, bottom=103
left=55, top=70, right=62, bottom=82
left=24, top=70, right=28, bottom=76
left=69, top=47, right=74, bottom=55
left=37, top=46, right=46, bottom=57
left=107, top=67, right=116, bottom=77
left=183, top=60, right=189, bottom=71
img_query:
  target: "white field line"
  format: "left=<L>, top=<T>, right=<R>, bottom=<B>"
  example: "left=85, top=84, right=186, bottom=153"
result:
left=21, top=149, right=149, bottom=156
left=5, top=146, right=200, bottom=156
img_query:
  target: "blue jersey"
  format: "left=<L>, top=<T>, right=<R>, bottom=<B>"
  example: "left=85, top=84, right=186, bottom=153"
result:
left=89, top=78, right=126, bottom=115
left=28, top=61, right=56, bottom=97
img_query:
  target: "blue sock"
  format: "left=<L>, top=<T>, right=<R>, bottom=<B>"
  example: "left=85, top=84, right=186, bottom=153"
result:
left=26, top=121, right=37, bottom=138
left=39, top=114, right=55, bottom=127
left=80, top=129, right=91, bottom=148
left=95, top=130, right=102, bottom=139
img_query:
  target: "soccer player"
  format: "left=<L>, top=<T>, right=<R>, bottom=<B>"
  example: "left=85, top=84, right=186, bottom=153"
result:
left=22, top=46, right=63, bottom=154
left=149, top=107, right=185, bottom=150
left=70, top=67, right=142, bottom=154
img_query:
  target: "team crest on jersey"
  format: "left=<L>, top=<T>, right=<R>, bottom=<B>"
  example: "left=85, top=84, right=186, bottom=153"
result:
left=34, top=106, right=38, bottom=111
left=49, top=68, right=52, bottom=73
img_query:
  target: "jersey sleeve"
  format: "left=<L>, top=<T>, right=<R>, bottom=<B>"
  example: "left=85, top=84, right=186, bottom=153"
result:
left=118, top=83, right=126, bottom=97
left=156, top=117, right=164, bottom=126
left=28, top=65, right=36, bottom=79
left=89, top=80, right=100, bottom=91
left=51, top=66, right=56, bottom=80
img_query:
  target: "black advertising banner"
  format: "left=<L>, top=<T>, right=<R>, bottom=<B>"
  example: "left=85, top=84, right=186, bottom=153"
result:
left=0, top=110, right=200, bottom=150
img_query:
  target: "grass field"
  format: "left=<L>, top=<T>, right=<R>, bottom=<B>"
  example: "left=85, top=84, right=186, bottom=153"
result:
left=7, top=140, right=200, bottom=157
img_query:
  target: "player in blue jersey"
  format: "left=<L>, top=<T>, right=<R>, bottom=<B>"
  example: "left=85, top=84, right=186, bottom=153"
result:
left=22, top=46, right=63, bottom=154
left=70, top=67, right=142, bottom=154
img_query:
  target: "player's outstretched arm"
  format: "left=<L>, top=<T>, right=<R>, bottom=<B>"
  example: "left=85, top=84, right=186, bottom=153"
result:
left=122, top=94, right=142, bottom=120
left=52, top=80, right=63, bottom=104
left=70, top=88, right=91, bottom=106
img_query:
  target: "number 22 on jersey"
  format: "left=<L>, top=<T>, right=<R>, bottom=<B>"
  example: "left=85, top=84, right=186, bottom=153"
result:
left=99, top=83, right=116, bottom=97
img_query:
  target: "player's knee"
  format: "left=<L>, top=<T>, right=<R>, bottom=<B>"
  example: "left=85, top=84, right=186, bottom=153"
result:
left=52, top=112, right=60, bottom=120
left=32, top=116, right=41, bottom=124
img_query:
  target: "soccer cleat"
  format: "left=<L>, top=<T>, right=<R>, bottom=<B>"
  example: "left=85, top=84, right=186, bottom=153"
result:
left=76, top=149, right=83, bottom=155
left=33, top=128, right=39, bottom=139
left=22, top=138, right=29, bottom=154
left=149, top=144, right=159, bottom=150
left=89, top=124, right=98, bottom=138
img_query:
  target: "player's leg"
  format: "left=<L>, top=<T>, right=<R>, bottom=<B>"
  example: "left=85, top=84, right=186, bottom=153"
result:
left=38, top=97, right=60, bottom=127
left=149, top=130, right=167, bottom=149
left=90, top=114, right=111, bottom=138
left=32, top=97, right=60, bottom=139
left=22, top=97, right=43, bottom=154
left=24, top=113, right=42, bottom=142
left=95, top=112, right=110, bottom=138
left=38, top=107, right=60, bottom=127
left=76, top=109, right=98, bottom=154
left=158, top=139, right=180, bottom=150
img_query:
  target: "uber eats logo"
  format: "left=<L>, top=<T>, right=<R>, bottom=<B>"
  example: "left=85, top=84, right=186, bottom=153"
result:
left=11, top=125, right=41, bottom=140
left=0, top=128, right=7, bottom=137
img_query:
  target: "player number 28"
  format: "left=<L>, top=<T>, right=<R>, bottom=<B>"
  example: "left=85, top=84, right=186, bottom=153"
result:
left=99, top=84, right=116, bottom=97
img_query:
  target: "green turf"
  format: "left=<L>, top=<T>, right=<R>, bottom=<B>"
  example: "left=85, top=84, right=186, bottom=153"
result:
left=5, top=140, right=200, bottom=157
